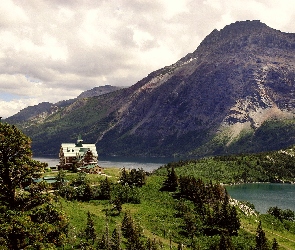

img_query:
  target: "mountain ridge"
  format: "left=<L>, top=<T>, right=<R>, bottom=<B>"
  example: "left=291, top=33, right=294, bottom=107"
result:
left=6, top=85, right=125, bottom=124
left=6, top=20, right=295, bottom=157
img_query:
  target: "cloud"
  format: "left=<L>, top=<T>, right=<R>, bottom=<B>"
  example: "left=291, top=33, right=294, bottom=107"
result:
left=0, top=0, right=295, bottom=118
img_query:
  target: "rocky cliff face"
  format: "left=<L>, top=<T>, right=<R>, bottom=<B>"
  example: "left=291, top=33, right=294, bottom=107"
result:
left=7, top=20, right=295, bottom=157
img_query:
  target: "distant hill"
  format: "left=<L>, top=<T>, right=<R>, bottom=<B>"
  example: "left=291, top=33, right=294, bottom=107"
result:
left=5, top=85, right=124, bottom=125
left=6, top=20, right=295, bottom=157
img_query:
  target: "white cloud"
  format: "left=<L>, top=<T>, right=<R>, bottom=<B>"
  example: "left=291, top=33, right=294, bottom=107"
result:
left=0, top=0, right=28, bottom=27
left=0, top=0, right=295, bottom=118
left=0, top=99, right=36, bottom=119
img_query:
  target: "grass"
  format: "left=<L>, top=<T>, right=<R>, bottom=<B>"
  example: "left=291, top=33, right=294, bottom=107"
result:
left=43, top=157, right=295, bottom=249
left=54, top=173, right=295, bottom=249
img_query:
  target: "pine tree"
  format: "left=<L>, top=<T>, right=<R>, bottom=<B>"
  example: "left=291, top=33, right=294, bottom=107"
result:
left=121, top=212, right=134, bottom=239
left=119, top=168, right=129, bottom=186
left=213, top=192, right=240, bottom=236
left=255, top=221, right=269, bottom=250
left=112, top=198, right=122, bottom=215
left=98, top=223, right=111, bottom=250
left=110, top=227, right=121, bottom=250
left=85, top=211, right=96, bottom=244
left=121, top=212, right=144, bottom=250
left=98, top=233, right=109, bottom=250
left=160, top=166, right=178, bottom=192
left=135, top=168, right=146, bottom=187
left=145, top=238, right=159, bottom=250
left=100, top=177, right=111, bottom=200
left=271, top=238, right=279, bottom=250
left=227, top=205, right=240, bottom=235
left=218, top=233, right=234, bottom=250
left=83, top=183, right=93, bottom=201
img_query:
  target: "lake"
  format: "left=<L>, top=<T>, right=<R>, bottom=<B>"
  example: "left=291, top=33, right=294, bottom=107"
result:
left=226, top=183, right=295, bottom=213
left=34, top=155, right=174, bottom=172
left=35, top=157, right=295, bottom=214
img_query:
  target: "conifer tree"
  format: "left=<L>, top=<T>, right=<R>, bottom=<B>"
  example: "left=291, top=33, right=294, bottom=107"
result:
left=112, top=197, right=122, bottom=215
left=85, top=211, right=96, bottom=244
left=83, top=183, right=93, bottom=201
left=98, top=222, right=112, bottom=250
left=110, top=227, right=121, bottom=250
left=160, top=166, right=178, bottom=192
left=135, top=168, right=147, bottom=187
left=121, top=212, right=134, bottom=239
left=100, top=177, right=111, bottom=200
left=213, top=191, right=240, bottom=236
left=218, top=233, right=234, bottom=250
left=227, top=205, right=240, bottom=235
left=175, top=198, right=190, bottom=217
left=121, top=212, right=144, bottom=250
left=271, top=238, right=279, bottom=250
left=255, top=221, right=269, bottom=250
left=98, top=233, right=109, bottom=250
left=119, top=167, right=129, bottom=185
left=145, top=238, right=160, bottom=250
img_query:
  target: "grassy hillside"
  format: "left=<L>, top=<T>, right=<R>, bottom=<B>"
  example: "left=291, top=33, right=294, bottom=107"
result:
left=42, top=148, right=295, bottom=249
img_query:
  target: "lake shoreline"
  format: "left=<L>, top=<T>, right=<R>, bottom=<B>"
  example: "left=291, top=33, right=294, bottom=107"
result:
left=226, top=182, right=295, bottom=213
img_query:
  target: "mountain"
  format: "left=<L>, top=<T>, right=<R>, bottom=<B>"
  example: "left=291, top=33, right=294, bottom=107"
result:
left=6, top=85, right=124, bottom=125
left=77, top=85, right=123, bottom=99
left=6, top=20, right=295, bottom=157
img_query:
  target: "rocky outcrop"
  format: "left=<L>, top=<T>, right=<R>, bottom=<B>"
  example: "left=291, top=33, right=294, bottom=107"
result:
left=77, top=85, right=124, bottom=99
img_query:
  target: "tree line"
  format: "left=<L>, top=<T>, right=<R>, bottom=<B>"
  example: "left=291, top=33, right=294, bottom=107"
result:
left=160, top=166, right=281, bottom=249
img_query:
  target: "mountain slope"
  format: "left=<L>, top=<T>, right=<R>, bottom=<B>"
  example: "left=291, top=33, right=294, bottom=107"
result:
left=5, top=85, right=124, bottom=125
left=6, top=20, right=295, bottom=157
left=77, top=85, right=124, bottom=99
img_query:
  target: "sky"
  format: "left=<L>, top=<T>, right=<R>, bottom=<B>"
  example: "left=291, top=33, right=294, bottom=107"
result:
left=1, top=0, right=295, bottom=118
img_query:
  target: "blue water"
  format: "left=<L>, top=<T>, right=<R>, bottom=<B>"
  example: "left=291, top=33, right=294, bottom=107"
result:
left=226, top=183, right=295, bottom=213
left=34, top=156, right=174, bottom=172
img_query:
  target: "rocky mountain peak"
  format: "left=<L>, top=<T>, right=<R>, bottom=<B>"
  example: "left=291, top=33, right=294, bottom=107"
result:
left=194, top=20, right=295, bottom=60
left=7, top=21, right=295, bottom=157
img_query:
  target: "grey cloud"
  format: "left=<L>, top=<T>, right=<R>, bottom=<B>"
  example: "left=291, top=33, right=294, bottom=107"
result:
left=1, top=0, right=295, bottom=118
